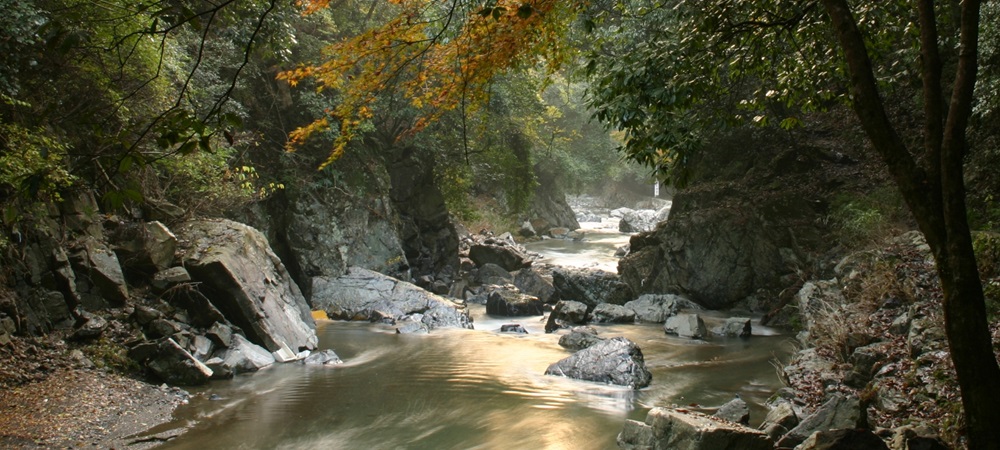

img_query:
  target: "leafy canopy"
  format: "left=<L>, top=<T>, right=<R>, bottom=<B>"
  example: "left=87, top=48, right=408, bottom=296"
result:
left=283, top=0, right=579, bottom=169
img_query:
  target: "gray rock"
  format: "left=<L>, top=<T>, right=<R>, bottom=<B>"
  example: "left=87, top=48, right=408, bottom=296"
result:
left=545, top=337, right=651, bottom=388
left=206, top=322, right=234, bottom=348
left=528, top=173, right=580, bottom=235
left=513, top=268, right=557, bottom=303
left=889, top=311, right=910, bottom=335
left=664, top=313, right=707, bottom=339
left=907, top=316, right=946, bottom=358
left=716, top=317, right=752, bottom=338
left=147, top=338, right=214, bottom=386
left=191, top=335, right=214, bottom=361
left=70, top=310, right=107, bottom=340
left=618, top=408, right=773, bottom=450
left=303, top=349, right=343, bottom=365
left=759, top=400, right=798, bottom=441
left=888, top=424, right=949, bottom=450
left=486, top=290, right=543, bottom=316
left=281, top=180, right=409, bottom=288
left=552, top=268, right=634, bottom=308
left=558, top=327, right=605, bottom=351
left=219, top=334, right=276, bottom=375
left=714, top=395, right=750, bottom=425
left=420, top=304, right=473, bottom=329
left=148, top=318, right=183, bottom=339
left=475, top=263, right=513, bottom=285
left=846, top=342, right=891, bottom=388
left=70, top=237, right=129, bottom=307
left=590, top=303, right=636, bottom=323
left=619, top=209, right=659, bottom=233
left=151, top=266, right=192, bottom=292
left=518, top=221, right=536, bottom=238
left=618, top=189, right=822, bottom=309
left=469, top=243, right=531, bottom=272
left=176, top=219, right=317, bottom=353
left=204, top=357, right=233, bottom=379
left=544, top=300, right=589, bottom=333
left=500, top=324, right=528, bottom=334
left=797, top=429, right=889, bottom=450
left=625, top=294, right=702, bottom=323
left=776, top=394, right=864, bottom=449
left=395, top=321, right=429, bottom=334
left=132, top=305, right=162, bottom=326
left=143, top=221, right=178, bottom=270
left=312, top=267, right=472, bottom=331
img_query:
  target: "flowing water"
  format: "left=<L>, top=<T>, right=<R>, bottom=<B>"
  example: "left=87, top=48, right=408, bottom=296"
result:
left=152, top=227, right=793, bottom=449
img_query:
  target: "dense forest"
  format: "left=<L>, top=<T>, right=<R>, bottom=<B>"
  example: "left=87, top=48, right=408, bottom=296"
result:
left=2, top=0, right=1000, bottom=449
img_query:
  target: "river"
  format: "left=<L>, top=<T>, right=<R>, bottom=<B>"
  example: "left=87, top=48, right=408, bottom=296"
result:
left=151, top=227, right=792, bottom=449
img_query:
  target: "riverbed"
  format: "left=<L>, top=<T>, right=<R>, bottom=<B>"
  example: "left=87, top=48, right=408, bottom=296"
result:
left=151, top=228, right=792, bottom=449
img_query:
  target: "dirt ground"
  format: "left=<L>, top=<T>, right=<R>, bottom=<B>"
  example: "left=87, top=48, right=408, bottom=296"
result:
left=0, top=336, right=183, bottom=449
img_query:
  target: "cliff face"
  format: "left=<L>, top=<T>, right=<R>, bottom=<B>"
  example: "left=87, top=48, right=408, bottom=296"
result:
left=618, top=123, right=880, bottom=310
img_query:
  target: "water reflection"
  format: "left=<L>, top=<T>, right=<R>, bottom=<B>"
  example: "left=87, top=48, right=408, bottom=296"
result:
left=154, top=304, right=792, bottom=449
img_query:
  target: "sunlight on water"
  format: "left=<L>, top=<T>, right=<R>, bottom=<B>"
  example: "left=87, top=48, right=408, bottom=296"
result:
left=525, top=227, right=631, bottom=273
left=156, top=306, right=792, bottom=450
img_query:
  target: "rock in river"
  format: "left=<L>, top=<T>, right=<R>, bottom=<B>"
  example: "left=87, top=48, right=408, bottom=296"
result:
left=312, top=266, right=472, bottom=330
left=618, top=408, right=773, bottom=450
left=545, top=336, right=651, bottom=389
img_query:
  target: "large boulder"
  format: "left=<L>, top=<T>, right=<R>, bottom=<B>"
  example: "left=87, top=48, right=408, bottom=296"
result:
left=618, top=408, right=773, bottom=450
left=617, top=169, right=829, bottom=309
left=486, top=290, right=544, bottom=316
left=528, top=166, right=581, bottom=235
left=625, top=294, right=700, bottom=323
left=272, top=170, right=410, bottom=296
left=469, top=243, right=531, bottom=272
left=311, top=266, right=472, bottom=330
left=618, top=209, right=659, bottom=233
left=175, top=219, right=317, bottom=353
left=552, top=268, right=634, bottom=308
left=545, top=337, right=652, bottom=388
left=716, top=317, right=752, bottom=338
left=474, top=263, right=513, bottom=285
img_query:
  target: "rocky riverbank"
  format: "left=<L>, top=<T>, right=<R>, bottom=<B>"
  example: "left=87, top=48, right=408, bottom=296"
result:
left=0, top=334, right=185, bottom=448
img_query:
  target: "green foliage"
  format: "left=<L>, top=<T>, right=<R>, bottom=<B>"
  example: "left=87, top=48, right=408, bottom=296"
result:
left=828, top=187, right=906, bottom=247
left=153, top=144, right=281, bottom=217
left=582, top=0, right=925, bottom=184
left=81, top=338, right=140, bottom=375
left=0, top=119, right=76, bottom=228
left=436, top=164, right=479, bottom=222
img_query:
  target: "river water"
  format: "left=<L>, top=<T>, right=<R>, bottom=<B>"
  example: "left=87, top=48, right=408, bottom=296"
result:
left=153, top=228, right=792, bottom=449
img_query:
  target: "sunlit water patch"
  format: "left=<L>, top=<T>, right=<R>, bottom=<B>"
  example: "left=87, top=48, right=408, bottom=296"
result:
left=153, top=304, right=791, bottom=449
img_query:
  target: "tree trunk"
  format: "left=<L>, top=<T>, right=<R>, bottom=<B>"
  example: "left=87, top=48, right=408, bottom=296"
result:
left=822, top=1, right=1000, bottom=448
